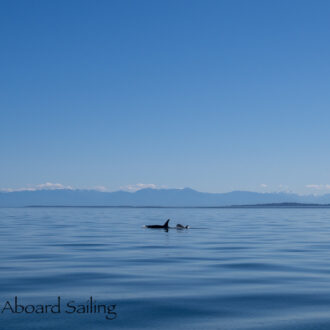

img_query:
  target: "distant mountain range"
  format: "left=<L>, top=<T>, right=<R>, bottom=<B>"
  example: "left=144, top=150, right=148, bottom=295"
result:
left=2, top=188, right=330, bottom=207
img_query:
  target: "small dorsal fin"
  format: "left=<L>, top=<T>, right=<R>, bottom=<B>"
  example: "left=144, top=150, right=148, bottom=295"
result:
left=163, top=219, right=170, bottom=228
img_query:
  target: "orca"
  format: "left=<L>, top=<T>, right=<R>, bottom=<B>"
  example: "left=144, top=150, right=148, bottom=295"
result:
left=145, top=219, right=170, bottom=229
left=176, top=224, right=189, bottom=229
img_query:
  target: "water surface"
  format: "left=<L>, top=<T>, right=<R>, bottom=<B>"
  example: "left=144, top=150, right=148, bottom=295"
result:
left=1, top=207, right=330, bottom=329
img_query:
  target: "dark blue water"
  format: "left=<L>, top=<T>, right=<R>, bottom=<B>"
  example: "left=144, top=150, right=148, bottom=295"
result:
left=1, top=208, right=330, bottom=329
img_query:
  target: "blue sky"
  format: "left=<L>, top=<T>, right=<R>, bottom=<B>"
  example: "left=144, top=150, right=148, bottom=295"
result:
left=1, top=0, right=330, bottom=194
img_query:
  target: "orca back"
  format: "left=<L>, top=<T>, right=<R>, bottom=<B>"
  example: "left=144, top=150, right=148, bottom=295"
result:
left=145, top=219, right=170, bottom=229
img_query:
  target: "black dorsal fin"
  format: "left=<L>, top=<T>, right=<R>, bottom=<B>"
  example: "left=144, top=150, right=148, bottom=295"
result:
left=163, top=219, right=170, bottom=228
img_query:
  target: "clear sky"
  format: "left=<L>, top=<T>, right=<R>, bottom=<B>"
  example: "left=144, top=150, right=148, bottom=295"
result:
left=1, top=0, right=330, bottom=194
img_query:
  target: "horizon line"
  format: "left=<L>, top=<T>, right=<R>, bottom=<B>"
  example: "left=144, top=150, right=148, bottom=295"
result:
left=18, top=202, right=330, bottom=209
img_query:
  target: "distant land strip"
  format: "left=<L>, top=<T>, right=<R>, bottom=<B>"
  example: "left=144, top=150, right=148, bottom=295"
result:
left=3, top=188, right=330, bottom=207
left=24, top=203, right=330, bottom=209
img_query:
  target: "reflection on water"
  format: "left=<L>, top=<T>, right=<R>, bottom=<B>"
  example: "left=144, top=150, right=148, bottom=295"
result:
left=1, top=207, right=330, bottom=329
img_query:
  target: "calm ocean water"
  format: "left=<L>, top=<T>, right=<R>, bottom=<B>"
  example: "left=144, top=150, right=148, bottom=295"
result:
left=1, top=207, right=330, bottom=329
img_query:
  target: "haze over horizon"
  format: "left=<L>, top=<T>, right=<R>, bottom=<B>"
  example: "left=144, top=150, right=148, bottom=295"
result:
left=1, top=1, right=330, bottom=195
left=1, top=182, right=330, bottom=197
left=3, top=184, right=330, bottom=207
